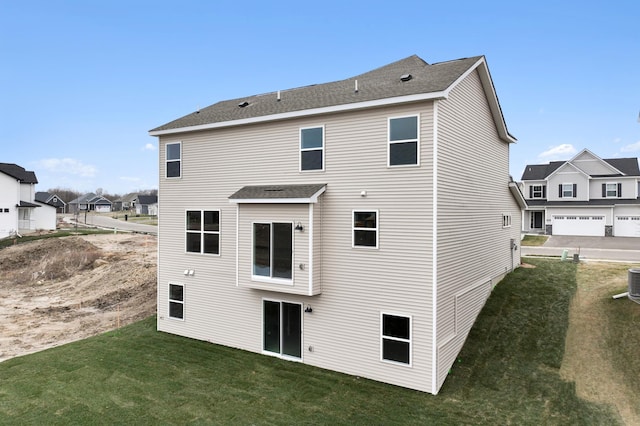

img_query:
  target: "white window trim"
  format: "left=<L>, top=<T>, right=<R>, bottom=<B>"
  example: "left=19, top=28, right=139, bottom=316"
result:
left=605, top=182, right=619, bottom=198
left=387, top=114, right=420, bottom=167
left=251, top=221, right=294, bottom=285
left=352, top=209, right=379, bottom=249
left=561, top=183, right=574, bottom=198
left=168, top=282, right=185, bottom=321
left=165, top=141, right=182, bottom=179
left=532, top=185, right=544, bottom=198
left=502, top=213, right=512, bottom=228
left=185, top=209, right=221, bottom=256
left=261, top=298, right=304, bottom=362
left=380, top=312, right=412, bottom=367
left=299, top=125, right=325, bottom=172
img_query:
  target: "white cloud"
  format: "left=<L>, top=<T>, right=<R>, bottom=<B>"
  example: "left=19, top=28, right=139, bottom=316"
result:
left=538, top=144, right=576, bottom=161
left=143, top=143, right=156, bottom=151
left=35, top=158, right=97, bottom=177
left=620, top=141, right=640, bottom=153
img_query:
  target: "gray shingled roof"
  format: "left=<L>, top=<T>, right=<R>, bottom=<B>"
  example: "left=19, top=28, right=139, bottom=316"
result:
left=229, top=184, right=326, bottom=201
left=0, top=163, right=38, bottom=184
left=151, top=55, right=482, bottom=132
left=521, top=158, right=640, bottom=180
left=527, top=198, right=640, bottom=207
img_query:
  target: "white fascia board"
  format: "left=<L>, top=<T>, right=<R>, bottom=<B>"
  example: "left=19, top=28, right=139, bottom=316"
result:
left=509, top=182, right=528, bottom=209
left=546, top=161, right=591, bottom=181
left=149, top=93, right=447, bottom=137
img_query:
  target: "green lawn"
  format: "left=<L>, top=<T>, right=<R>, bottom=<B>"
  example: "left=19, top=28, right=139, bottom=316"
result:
left=520, top=234, right=549, bottom=246
left=0, top=259, right=618, bottom=425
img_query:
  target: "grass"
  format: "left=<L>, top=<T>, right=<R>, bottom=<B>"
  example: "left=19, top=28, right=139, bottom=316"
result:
left=578, top=262, right=640, bottom=399
left=0, top=229, right=112, bottom=250
left=520, top=234, right=549, bottom=246
left=0, top=259, right=619, bottom=425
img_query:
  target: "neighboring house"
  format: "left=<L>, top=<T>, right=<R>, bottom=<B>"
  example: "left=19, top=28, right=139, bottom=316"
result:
left=520, top=149, right=640, bottom=237
left=0, top=163, right=50, bottom=238
left=35, top=191, right=67, bottom=213
left=149, top=54, right=524, bottom=394
left=132, top=195, right=158, bottom=216
left=116, top=192, right=139, bottom=211
left=68, top=193, right=113, bottom=213
left=32, top=192, right=57, bottom=231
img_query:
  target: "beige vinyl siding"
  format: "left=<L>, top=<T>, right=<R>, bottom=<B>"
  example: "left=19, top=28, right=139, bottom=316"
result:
left=157, top=102, right=437, bottom=393
left=435, top=69, right=518, bottom=391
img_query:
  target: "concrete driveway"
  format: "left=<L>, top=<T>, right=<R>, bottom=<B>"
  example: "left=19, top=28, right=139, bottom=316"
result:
left=521, top=235, right=640, bottom=262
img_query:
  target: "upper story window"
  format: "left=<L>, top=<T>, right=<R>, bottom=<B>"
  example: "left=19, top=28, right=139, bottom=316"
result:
left=388, top=115, right=419, bottom=166
left=300, top=126, right=324, bottom=171
left=603, top=183, right=621, bottom=198
left=186, top=210, right=220, bottom=255
left=530, top=185, right=546, bottom=199
left=502, top=214, right=512, bottom=228
left=560, top=183, right=576, bottom=198
left=353, top=210, right=378, bottom=248
left=166, top=142, right=181, bottom=178
left=253, top=222, right=293, bottom=281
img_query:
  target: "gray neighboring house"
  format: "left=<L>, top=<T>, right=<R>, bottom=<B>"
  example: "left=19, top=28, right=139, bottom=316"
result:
left=35, top=191, right=67, bottom=214
left=68, top=193, right=113, bottom=213
left=521, top=149, right=640, bottom=237
left=133, top=195, right=158, bottom=215
left=149, top=54, right=524, bottom=394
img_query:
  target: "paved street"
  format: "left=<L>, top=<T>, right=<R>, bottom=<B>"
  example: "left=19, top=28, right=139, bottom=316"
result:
left=63, top=213, right=157, bottom=235
left=521, top=235, right=640, bottom=262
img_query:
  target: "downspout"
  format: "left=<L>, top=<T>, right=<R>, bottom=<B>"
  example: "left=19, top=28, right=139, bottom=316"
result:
left=431, top=100, right=439, bottom=394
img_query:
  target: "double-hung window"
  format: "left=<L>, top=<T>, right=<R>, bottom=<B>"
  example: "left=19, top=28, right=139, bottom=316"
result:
left=388, top=115, right=419, bottom=166
left=560, top=183, right=576, bottom=198
left=300, top=126, right=324, bottom=171
left=166, top=142, right=181, bottom=178
left=253, top=222, right=293, bottom=281
left=603, top=183, right=621, bottom=198
left=168, top=283, right=184, bottom=320
left=531, top=185, right=545, bottom=198
left=353, top=210, right=378, bottom=248
left=186, top=210, right=220, bottom=255
left=381, top=313, right=411, bottom=365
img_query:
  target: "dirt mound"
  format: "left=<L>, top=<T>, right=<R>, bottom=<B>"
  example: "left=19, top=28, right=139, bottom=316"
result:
left=0, top=233, right=157, bottom=362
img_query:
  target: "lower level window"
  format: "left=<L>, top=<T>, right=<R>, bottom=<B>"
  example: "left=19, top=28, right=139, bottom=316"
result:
left=263, top=300, right=302, bottom=358
left=169, top=283, right=184, bottom=320
left=381, top=313, right=411, bottom=365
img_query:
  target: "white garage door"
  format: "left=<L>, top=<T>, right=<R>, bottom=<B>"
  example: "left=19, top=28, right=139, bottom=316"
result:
left=552, top=215, right=605, bottom=236
left=614, top=216, right=640, bottom=237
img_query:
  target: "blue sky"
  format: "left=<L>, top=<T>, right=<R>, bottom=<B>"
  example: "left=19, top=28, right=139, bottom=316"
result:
left=1, top=1, right=639, bottom=195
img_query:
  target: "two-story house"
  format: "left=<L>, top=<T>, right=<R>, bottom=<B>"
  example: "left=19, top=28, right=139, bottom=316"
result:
left=149, top=54, right=525, bottom=394
left=0, top=163, right=56, bottom=238
left=521, top=149, right=640, bottom=237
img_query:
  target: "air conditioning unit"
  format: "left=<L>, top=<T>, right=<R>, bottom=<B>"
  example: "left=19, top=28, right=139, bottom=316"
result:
left=628, top=268, right=640, bottom=304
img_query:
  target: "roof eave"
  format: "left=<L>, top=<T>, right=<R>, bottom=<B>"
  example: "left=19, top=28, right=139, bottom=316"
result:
left=149, top=92, right=447, bottom=137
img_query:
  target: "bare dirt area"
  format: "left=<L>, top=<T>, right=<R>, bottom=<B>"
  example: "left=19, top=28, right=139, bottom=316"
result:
left=0, top=233, right=156, bottom=362
left=561, top=261, right=639, bottom=426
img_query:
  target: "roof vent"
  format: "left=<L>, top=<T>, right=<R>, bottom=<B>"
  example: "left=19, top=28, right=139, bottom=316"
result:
left=238, top=101, right=249, bottom=108
left=400, top=74, right=413, bottom=82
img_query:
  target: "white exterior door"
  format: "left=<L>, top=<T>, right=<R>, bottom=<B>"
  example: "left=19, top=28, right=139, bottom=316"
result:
left=614, top=216, right=640, bottom=237
left=552, top=215, right=605, bottom=236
